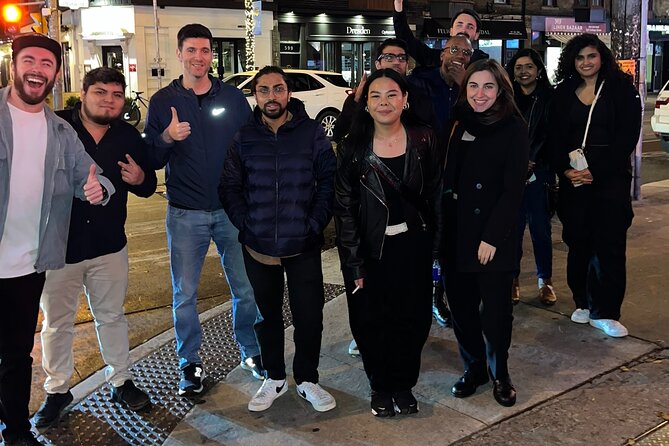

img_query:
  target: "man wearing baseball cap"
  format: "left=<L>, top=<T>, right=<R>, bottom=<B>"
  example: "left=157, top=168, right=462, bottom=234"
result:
left=0, top=33, right=114, bottom=446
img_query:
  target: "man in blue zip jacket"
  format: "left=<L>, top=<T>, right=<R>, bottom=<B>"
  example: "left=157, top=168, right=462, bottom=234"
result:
left=220, top=66, right=337, bottom=413
left=143, top=23, right=262, bottom=396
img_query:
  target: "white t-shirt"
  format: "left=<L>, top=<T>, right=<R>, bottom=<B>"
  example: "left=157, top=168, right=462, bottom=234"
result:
left=0, top=103, right=48, bottom=278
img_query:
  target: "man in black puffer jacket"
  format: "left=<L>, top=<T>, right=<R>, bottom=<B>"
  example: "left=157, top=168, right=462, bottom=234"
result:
left=220, top=66, right=337, bottom=414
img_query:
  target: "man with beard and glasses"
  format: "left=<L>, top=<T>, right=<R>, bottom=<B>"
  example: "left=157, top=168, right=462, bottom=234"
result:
left=143, top=23, right=262, bottom=397
left=31, top=67, right=156, bottom=430
left=0, top=34, right=114, bottom=446
left=220, top=66, right=337, bottom=413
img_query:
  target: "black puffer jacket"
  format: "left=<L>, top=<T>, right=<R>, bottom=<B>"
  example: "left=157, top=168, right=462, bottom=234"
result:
left=220, top=98, right=336, bottom=257
left=334, top=124, right=442, bottom=282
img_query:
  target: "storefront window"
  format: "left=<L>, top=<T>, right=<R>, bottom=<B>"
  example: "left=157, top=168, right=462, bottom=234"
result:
left=479, top=39, right=503, bottom=64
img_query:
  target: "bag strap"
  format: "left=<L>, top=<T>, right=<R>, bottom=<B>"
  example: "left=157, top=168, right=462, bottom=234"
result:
left=581, top=80, right=605, bottom=151
left=365, top=151, right=427, bottom=215
left=444, top=120, right=459, bottom=169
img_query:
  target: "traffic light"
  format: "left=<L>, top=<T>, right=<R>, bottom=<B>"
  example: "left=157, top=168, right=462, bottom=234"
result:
left=2, top=3, right=23, bottom=35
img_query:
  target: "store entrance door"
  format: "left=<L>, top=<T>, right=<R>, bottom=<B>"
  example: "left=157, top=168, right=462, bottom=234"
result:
left=341, top=42, right=373, bottom=86
left=212, top=38, right=245, bottom=78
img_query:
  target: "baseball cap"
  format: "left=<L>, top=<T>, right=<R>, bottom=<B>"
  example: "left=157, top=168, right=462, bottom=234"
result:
left=11, top=33, right=62, bottom=69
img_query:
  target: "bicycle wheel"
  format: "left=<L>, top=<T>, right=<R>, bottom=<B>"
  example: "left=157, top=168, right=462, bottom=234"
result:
left=123, top=106, right=141, bottom=127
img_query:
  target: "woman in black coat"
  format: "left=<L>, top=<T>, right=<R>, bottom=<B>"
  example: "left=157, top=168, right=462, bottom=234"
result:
left=440, top=59, right=529, bottom=407
left=505, top=49, right=557, bottom=305
left=334, top=69, right=441, bottom=418
left=549, top=33, right=641, bottom=338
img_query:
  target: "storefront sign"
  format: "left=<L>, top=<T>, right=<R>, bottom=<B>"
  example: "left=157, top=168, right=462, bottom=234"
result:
left=280, top=42, right=300, bottom=54
left=480, top=20, right=527, bottom=39
left=545, top=17, right=607, bottom=34
left=60, top=0, right=89, bottom=8
left=306, top=22, right=395, bottom=41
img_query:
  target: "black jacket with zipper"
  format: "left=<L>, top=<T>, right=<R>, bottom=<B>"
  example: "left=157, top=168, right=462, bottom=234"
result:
left=334, top=123, right=441, bottom=282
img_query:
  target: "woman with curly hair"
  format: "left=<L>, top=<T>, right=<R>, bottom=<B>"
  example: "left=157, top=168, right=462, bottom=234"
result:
left=505, top=49, right=557, bottom=306
left=549, top=33, right=641, bottom=338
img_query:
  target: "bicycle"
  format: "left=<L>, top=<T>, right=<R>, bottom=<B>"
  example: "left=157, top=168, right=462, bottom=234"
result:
left=123, top=90, right=150, bottom=127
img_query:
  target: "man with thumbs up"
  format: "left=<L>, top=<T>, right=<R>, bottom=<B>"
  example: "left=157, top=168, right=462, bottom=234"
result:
left=30, top=67, right=157, bottom=429
left=144, top=24, right=261, bottom=396
left=0, top=34, right=115, bottom=446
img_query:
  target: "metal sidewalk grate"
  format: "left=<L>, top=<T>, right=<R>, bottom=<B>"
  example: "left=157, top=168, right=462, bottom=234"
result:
left=37, top=283, right=345, bottom=446
left=635, top=423, right=669, bottom=446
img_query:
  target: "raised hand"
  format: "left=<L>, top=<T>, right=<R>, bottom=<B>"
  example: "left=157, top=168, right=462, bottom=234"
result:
left=165, top=107, right=191, bottom=142
left=353, top=72, right=368, bottom=103
left=83, top=164, right=104, bottom=204
left=394, top=0, right=403, bottom=12
left=118, top=154, right=146, bottom=185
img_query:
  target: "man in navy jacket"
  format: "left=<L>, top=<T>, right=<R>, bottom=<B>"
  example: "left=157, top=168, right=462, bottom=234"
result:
left=220, top=66, right=336, bottom=413
left=143, top=23, right=262, bottom=396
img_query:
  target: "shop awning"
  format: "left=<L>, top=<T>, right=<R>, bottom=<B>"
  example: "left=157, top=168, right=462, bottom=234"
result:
left=422, top=18, right=527, bottom=40
left=479, top=20, right=527, bottom=40
left=547, top=32, right=610, bottom=46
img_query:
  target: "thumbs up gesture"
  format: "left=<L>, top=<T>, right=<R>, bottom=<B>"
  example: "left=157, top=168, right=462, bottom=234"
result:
left=118, top=154, right=145, bottom=186
left=84, top=164, right=104, bottom=204
left=165, top=107, right=191, bottom=142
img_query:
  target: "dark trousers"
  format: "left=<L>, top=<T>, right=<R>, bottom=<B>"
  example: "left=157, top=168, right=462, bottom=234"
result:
left=515, top=169, right=553, bottom=279
left=347, top=231, right=433, bottom=393
left=560, top=201, right=632, bottom=320
left=0, top=272, right=45, bottom=441
left=444, top=270, right=514, bottom=380
left=242, top=248, right=324, bottom=384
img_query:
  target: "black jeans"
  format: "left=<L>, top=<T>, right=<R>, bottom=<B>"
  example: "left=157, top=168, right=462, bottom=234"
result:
left=347, top=230, right=433, bottom=393
left=0, top=272, right=45, bottom=441
left=559, top=190, right=633, bottom=320
left=444, top=270, right=514, bottom=380
left=242, top=248, right=325, bottom=384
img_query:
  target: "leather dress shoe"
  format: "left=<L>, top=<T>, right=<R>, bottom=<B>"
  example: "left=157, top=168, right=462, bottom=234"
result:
left=451, top=370, right=489, bottom=398
left=493, top=377, right=517, bottom=407
left=537, top=278, right=557, bottom=306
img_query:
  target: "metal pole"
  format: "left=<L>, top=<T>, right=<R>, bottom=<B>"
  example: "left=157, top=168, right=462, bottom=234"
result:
left=611, top=0, right=645, bottom=200
left=47, top=0, right=63, bottom=109
left=153, top=0, right=162, bottom=88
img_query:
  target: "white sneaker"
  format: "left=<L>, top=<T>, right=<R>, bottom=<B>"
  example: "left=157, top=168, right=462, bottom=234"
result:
left=296, top=382, right=336, bottom=412
left=248, top=378, right=287, bottom=412
left=570, top=308, right=590, bottom=324
left=348, top=339, right=360, bottom=356
left=589, top=319, right=629, bottom=337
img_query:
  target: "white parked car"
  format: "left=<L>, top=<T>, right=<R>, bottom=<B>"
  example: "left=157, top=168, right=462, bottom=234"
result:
left=651, top=80, right=669, bottom=152
left=223, top=69, right=351, bottom=139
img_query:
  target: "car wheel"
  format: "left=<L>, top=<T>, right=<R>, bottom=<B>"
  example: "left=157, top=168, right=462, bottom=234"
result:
left=317, top=110, right=338, bottom=139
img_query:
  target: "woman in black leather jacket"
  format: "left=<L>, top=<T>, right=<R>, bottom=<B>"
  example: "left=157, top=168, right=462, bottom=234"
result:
left=334, top=68, right=441, bottom=418
left=505, top=49, right=557, bottom=306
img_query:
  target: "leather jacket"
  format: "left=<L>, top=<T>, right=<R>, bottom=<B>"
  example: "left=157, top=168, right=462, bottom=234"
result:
left=334, top=124, right=441, bottom=282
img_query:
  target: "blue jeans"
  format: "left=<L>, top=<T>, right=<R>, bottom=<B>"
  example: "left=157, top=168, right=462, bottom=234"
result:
left=166, top=205, right=261, bottom=369
left=516, top=168, right=553, bottom=280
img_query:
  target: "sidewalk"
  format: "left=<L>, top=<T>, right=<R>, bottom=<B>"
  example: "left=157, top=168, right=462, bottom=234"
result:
left=31, top=180, right=669, bottom=446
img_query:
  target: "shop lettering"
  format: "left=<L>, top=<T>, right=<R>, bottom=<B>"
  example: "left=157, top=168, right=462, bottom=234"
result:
left=347, top=26, right=371, bottom=35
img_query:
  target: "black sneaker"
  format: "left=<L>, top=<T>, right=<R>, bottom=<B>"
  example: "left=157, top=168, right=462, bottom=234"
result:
left=178, top=363, right=205, bottom=396
left=111, top=380, right=151, bottom=411
left=393, top=389, right=419, bottom=415
left=32, top=391, right=73, bottom=428
left=370, top=390, right=395, bottom=418
left=4, top=431, right=41, bottom=445
left=240, top=355, right=265, bottom=380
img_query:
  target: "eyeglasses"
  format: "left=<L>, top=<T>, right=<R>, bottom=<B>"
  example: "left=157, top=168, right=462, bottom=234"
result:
left=442, top=46, right=473, bottom=58
left=255, top=85, right=287, bottom=97
left=377, top=53, right=409, bottom=63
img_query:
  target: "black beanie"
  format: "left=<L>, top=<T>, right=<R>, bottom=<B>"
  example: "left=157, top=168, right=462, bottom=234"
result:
left=11, top=33, right=62, bottom=70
